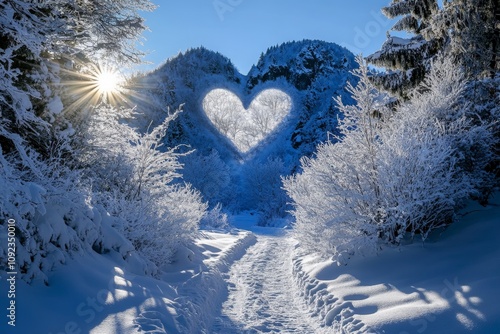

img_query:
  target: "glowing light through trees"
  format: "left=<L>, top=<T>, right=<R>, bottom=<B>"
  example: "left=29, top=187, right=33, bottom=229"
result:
left=62, top=62, right=127, bottom=111
left=203, top=89, right=292, bottom=152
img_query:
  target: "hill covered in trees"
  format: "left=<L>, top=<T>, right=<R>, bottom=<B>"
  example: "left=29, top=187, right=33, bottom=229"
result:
left=127, top=40, right=359, bottom=222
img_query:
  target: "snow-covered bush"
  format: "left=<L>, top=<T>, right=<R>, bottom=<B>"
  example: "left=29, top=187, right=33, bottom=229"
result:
left=200, top=203, right=230, bottom=230
left=80, top=105, right=207, bottom=269
left=241, top=157, right=291, bottom=225
left=284, top=55, right=496, bottom=261
left=376, top=56, right=496, bottom=241
left=460, top=76, right=500, bottom=202
left=0, top=145, right=137, bottom=283
left=181, top=149, right=231, bottom=207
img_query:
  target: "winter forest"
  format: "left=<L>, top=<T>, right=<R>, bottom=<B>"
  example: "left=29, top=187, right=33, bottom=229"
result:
left=0, top=0, right=499, bottom=333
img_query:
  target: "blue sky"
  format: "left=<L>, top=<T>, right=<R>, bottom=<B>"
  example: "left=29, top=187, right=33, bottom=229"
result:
left=135, top=0, right=396, bottom=74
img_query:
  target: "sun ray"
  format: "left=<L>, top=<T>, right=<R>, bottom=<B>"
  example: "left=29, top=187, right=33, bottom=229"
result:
left=86, top=63, right=124, bottom=104
left=96, top=69, right=119, bottom=94
left=58, top=59, right=163, bottom=117
left=60, top=61, right=131, bottom=112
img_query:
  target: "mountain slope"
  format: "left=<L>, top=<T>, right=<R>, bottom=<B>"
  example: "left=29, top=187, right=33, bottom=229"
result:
left=127, top=40, right=358, bottom=220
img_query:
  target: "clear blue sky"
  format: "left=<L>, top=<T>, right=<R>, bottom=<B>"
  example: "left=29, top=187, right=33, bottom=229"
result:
left=134, top=0, right=395, bottom=74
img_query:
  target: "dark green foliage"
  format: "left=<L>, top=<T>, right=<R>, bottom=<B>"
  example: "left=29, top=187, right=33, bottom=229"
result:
left=369, top=0, right=499, bottom=97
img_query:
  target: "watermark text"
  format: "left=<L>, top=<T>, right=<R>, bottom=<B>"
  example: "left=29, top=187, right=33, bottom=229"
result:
left=213, top=0, right=244, bottom=21
left=6, top=218, right=17, bottom=327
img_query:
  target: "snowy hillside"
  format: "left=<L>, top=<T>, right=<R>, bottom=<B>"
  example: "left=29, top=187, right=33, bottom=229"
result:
left=246, top=40, right=357, bottom=163
left=127, top=40, right=358, bottom=221
left=292, top=197, right=500, bottom=333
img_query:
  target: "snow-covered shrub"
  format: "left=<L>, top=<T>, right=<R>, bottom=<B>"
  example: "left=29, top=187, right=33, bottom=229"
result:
left=460, top=76, right=500, bottom=202
left=113, top=183, right=206, bottom=268
left=284, top=55, right=496, bottom=261
left=283, top=58, right=384, bottom=258
left=0, top=0, right=156, bottom=283
left=376, top=56, right=496, bottom=241
left=0, top=146, right=131, bottom=283
left=180, top=149, right=231, bottom=207
left=200, top=203, right=230, bottom=230
left=80, top=105, right=207, bottom=269
left=241, top=157, right=291, bottom=225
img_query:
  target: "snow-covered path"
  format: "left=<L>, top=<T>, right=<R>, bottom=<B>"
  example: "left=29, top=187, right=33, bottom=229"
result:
left=212, top=231, right=320, bottom=333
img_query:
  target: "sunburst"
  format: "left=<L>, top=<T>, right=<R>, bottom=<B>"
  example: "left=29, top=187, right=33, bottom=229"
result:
left=60, top=60, right=162, bottom=117
left=62, top=62, right=128, bottom=111
left=86, top=63, right=124, bottom=104
left=95, top=68, right=120, bottom=96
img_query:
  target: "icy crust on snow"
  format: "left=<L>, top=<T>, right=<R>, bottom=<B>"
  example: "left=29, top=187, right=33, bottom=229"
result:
left=292, top=199, right=500, bottom=333
left=0, top=230, right=255, bottom=334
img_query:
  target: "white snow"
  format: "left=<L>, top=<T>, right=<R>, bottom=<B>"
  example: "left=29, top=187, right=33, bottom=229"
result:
left=2, top=200, right=499, bottom=333
left=0, top=229, right=255, bottom=333
left=47, top=96, right=64, bottom=115
left=292, top=197, right=500, bottom=333
left=212, top=231, right=320, bottom=333
left=212, top=201, right=500, bottom=333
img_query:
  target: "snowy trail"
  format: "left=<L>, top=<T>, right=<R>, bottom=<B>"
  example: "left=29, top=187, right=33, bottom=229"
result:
left=212, top=231, right=320, bottom=333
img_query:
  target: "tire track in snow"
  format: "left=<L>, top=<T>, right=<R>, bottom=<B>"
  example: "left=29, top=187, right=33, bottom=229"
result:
left=212, top=232, right=321, bottom=333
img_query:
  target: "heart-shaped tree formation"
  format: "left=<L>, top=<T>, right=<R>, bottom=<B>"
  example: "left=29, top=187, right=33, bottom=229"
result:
left=203, top=88, right=292, bottom=152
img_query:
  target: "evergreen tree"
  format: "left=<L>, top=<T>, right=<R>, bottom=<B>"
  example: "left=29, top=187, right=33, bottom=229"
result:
left=366, top=0, right=442, bottom=98
left=429, top=0, right=499, bottom=78
left=368, top=0, right=499, bottom=97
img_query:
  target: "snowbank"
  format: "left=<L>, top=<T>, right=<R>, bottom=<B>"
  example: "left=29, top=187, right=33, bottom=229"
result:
left=0, top=230, right=255, bottom=333
left=292, top=198, right=500, bottom=333
left=161, top=230, right=257, bottom=332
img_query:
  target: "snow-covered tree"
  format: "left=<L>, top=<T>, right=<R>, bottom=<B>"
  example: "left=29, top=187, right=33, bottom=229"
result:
left=249, top=89, right=291, bottom=135
left=202, top=89, right=243, bottom=145
left=284, top=56, right=387, bottom=259
left=54, top=0, right=154, bottom=63
left=80, top=105, right=207, bottom=269
left=284, top=55, right=496, bottom=261
left=0, top=0, right=154, bottom=178
left=368, top=0, right=499, bottom=97
left=0, top=0, right=209, bottom=284
left=0, top=0, right=154, bottom=283
left=0, top=0, right=153, bottom=133
left=181, top=149, right=231, bottom=207
left=428, top=0, right=499, bottom=78
left=366, top=0, right=443, bottom=97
